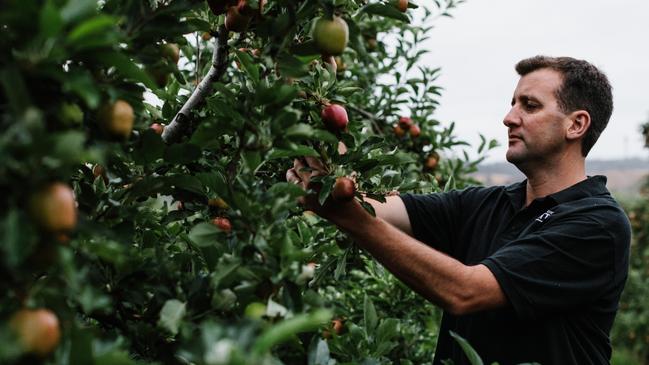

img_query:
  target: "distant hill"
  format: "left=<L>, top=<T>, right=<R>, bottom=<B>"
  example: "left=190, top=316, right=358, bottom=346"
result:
left=472, top=158, right=649, bottom=198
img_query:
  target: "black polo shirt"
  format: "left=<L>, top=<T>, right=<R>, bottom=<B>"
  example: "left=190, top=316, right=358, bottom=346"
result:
left=400, top=175, right=630, bottom=365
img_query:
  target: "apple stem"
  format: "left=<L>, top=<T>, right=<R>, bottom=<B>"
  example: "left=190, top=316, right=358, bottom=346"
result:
left=162, top=25, right=230, bottom=144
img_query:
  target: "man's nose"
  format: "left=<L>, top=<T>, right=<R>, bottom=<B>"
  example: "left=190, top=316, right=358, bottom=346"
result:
left=503, top=107, right=519, bottom=128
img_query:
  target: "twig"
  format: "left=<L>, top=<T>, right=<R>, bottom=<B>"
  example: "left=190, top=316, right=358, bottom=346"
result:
left=162, top=25, right=230, bottom=144
left=348, top=105, right=384, bottom=135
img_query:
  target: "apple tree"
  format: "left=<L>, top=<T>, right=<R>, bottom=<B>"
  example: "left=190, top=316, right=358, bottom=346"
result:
left=0, top=0, right=496, bottom=364
left=611, top=122, right=649, bottom=364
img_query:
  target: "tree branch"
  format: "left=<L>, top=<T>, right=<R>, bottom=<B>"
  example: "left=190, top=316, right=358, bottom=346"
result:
left=162, top=25, right=230, bottom=144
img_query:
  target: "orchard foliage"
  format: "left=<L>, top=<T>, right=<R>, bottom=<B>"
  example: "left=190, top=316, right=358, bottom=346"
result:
left=0, top=0, right=495, bottom=364
left=611, top=123, right=649, bottom=365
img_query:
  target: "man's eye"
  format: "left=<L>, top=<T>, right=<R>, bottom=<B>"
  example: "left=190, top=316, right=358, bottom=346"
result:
left=525, top=102, right=539, bottom=110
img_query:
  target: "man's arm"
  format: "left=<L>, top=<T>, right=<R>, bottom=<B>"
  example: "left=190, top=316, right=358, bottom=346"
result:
left=287, top=158, right=507, bottom=314
left=364, top=195, right=413, bottom=236
left=332, top=199, right=507, bottom=315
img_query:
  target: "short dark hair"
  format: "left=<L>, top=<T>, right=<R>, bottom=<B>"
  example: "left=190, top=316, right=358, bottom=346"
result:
left=515, top=56, right=613, bottom=157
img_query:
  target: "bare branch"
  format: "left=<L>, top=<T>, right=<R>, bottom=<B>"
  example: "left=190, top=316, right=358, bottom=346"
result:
left=162, top=25, right=230, bottom=144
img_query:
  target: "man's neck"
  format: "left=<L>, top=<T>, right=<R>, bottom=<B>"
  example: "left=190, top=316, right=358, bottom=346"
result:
left=519, top=156, right=587, bottom=207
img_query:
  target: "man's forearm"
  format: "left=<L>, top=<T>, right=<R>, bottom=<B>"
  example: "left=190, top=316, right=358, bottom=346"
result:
left=331, top=200, right=505, bottom=315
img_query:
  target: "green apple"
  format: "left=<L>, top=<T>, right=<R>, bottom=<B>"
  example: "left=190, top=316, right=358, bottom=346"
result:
left=98, top=99, right=134, bottom=139
left=312, top=16, right=349, bottom=56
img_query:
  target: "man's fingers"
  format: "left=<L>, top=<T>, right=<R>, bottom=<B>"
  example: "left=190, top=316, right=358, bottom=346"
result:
left=304, top=156, right=326, bottom=172
left=286, top=168, right=301, bottom=184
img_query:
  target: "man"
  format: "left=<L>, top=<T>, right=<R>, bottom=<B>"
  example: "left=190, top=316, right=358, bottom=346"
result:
left=286, top=56, right=631, bottom=364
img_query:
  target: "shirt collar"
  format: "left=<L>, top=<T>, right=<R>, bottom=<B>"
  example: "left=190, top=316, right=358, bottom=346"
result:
left=547, top=175, right=609, bottom=204
left=504, top=175, right=609, bottom=207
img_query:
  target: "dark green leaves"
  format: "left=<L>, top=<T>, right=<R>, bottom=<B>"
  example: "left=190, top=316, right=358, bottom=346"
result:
left=361, top=3, right=410, bottom=22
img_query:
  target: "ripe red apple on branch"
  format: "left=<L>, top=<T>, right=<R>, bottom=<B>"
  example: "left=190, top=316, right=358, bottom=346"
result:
left=10, top=309, right=61, bottom=357
left=225, top=6, right=251, bottom=32
left=409, top=124, right=421, bottom=138
left=393, top=124, right=406, bottom=137
left=29, top=182, right=77, bottom=233
left=150, top=123, right=164, bottom=135
left=425, top=152, right=440, bottom=170
left=212, top=217, right=232, bottom=232
left=312, top=16, right=349, bottom=56
left=321, top=104, right=348, bottom=132
left=396, top=0, right=409, bottom=12
left=237, top=0, right=266, bottom=17
left=332, top=177, right=356, bottom=202
left=398, top=116, right=413, bottom=130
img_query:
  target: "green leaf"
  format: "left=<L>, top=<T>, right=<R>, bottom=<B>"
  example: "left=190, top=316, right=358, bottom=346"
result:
left=188, top=223, right=221, bottom=247
left=166, top=175, right=205, bottom=195
left=285, top=123, right=315, bottom=139
left=164, top=143, right=202, bottom=165
left=277, top=53, right=311, bottom=77
left=235, top=50, right=260, bottom=84
left=40, top=0, right=64, bottom=38
left=133, top=129, right=165, bottom=165
left=0, top=67, right=31, bottom=114
left=252, top=309, right=332, bottom=354
left=67, top=15, right=117, bottom=44
left=94, top=51, right=156, bottom=89
left=364, top=294, right=378, bottom=337
left=376, top=318, right=399, bottom=345
left=268, top=146, right=319, bottom=159
left=449, top=331, right=484, bottom=365
left=60, top=0, right=97, bottom=23
left=361, top=3, right=410, bottom=22
left=308, top=338, right=331, bottom=365
left=95, top=350, right=137, bottom=365
left=312, top=129, right=339, bottom=144
left=158, top=299, right=187, bottom=336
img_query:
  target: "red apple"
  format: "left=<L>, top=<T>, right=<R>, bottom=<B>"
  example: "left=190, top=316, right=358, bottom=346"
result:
left=10, top=309, right=61, bottom=357
left=332, top=177, right=355, bottom=202
left=29, top=182, right=77, bottom=233
left=225, top=6, right=251, bottom=32
left=398, top=116, right=413, bottom=130
left=393, top=124, right=406, bottom=137
left=236, top=0, right=266, bottom=17
left=150, top=123, right=164, bottom=135
left=425, top=152, right=440, bottom=170
left=321, top=104, right=348, bottom=131
left=312, top=16, right=349, bottom=56
left=212, top=217, right=232, bottom=232
left=396, top=0, right=408, bottom=12
left=409, top=124, right=421, bottom=138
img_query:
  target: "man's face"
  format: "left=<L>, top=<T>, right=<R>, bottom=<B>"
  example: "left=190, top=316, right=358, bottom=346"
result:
left=503, top=68, right=571, bottom=167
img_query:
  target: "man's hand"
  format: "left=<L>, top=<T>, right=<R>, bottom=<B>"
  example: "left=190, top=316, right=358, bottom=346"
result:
left=285, top=157, right=360, bottom=225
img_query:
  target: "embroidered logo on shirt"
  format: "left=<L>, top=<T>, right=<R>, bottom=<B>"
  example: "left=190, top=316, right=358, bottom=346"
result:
left=535, top=210, right=555, bottom=223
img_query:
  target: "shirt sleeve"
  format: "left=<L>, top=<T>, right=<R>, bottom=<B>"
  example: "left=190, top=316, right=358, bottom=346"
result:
left=481, top=214, right=623, bottom=321
left=400, top=189, right=465, bottom=255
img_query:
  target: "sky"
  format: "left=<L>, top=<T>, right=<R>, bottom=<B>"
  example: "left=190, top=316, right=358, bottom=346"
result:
left=420, top=0, right=649, bottom=163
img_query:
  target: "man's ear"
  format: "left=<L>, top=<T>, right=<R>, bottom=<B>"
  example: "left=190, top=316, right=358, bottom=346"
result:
left=566, top=110, right=591, bottom=141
